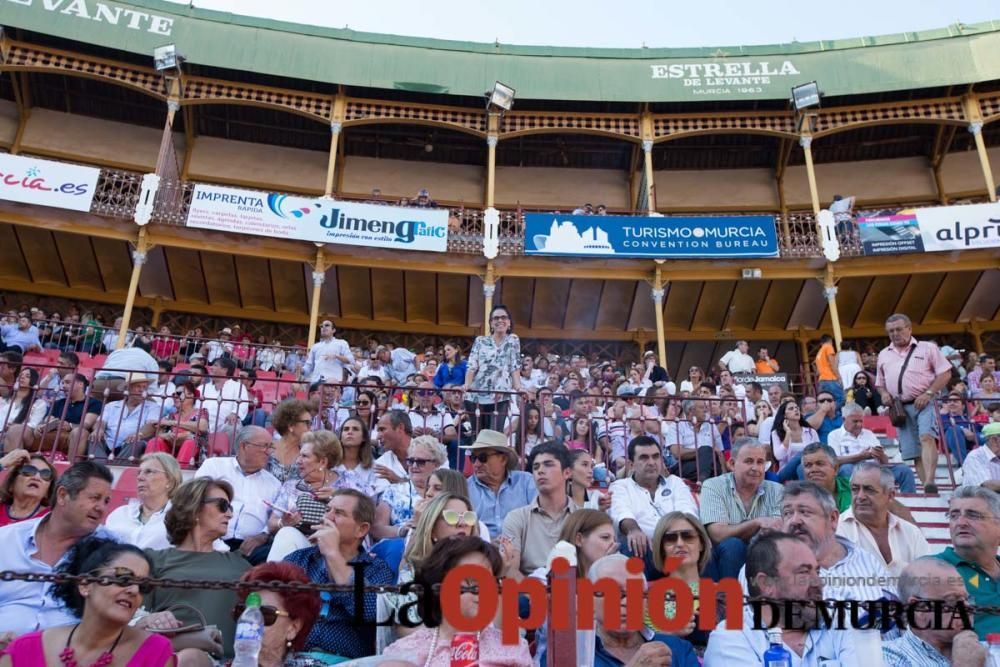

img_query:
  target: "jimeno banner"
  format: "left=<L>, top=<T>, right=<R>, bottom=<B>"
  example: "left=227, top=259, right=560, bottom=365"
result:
left=0, top=153, right=100, bottom=212
left=858, top=202, right=1000, bottom=255
left=186, top=185, right=449, bottom=252
left=524, top=213, right=779, bottom=258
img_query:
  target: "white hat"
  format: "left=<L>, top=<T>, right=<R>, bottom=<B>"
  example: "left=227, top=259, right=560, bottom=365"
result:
left=680, top=380, right=694, bottom=393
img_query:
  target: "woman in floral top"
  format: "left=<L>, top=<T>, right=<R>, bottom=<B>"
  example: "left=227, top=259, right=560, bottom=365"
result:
left=464, top=304, right=522, bottom=432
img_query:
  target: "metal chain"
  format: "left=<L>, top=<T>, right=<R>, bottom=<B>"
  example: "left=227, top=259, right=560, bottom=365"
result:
left=3, top=570, right=999, bottom=615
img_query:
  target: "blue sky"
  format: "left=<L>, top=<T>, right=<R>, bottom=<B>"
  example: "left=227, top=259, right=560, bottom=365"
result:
left=162, top=0, right=999, bottom=48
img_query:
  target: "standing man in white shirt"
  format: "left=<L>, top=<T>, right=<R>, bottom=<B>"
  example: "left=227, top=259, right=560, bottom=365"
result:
left=199, top=357, right=249, bottom=434
left=837, top=461, right=931, bottom=577
left=718, top=340, right=755, bottom=375
left=302, top=320, right=353, bottom=385
left=609, top=435, right=697, bottom=577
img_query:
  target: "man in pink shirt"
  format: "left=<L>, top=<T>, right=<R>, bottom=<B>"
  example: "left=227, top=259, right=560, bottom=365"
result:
left=875, top=313, right=952, bottom=494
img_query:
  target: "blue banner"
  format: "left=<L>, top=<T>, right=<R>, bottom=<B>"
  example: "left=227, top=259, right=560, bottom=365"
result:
left=523, top=213, right=779, bottom=258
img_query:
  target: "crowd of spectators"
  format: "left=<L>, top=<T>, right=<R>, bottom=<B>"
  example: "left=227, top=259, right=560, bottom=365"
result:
left=0, top=307, right=998, bottom=665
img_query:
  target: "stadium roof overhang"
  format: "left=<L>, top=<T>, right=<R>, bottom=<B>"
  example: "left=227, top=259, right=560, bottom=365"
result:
left=1, top=0, right=1000, bottom=103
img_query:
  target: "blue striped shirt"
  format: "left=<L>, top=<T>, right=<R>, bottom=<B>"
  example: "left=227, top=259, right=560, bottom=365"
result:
left=882, top=630, right=951, bottom=666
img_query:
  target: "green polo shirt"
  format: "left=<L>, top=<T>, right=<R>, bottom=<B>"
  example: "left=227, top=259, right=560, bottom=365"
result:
left=834, top=476, right=852, bottom=513
left=936, top=547, right=1000, bottom=640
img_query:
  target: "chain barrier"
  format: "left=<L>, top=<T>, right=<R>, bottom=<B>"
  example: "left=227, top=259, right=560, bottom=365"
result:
left=3, top=570, right=999, bottom=616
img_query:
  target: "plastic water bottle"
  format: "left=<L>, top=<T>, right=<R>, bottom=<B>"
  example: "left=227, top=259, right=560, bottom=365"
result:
left=232, top=592, right=264, bottom=666
left=987, top=633, right=1000, bottom=667
left=763, top=628, right=791, bottom=667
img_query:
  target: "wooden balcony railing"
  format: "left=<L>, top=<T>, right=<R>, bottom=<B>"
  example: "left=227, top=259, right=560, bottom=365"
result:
left=84, top=167, right=857, bottom=259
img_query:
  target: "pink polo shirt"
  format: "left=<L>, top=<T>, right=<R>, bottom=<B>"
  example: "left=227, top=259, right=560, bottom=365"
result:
left=875, top=338, right=951, bottom=401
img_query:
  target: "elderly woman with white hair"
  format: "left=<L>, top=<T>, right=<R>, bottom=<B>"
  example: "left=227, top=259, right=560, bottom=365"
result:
left=371, top=435, right=447, bottom=540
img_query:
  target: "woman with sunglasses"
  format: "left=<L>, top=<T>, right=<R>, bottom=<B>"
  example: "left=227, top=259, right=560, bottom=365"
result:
left=383, top=536, right=531, bottom=666
left=345, top=389, right=379, bottom=433
left=234, top=562, right=323, bottom=667
left=333, top=416, right=377, bottom=496
left=464, top=304, right=522, bottom=433
left=371, top=436, right=447, bottom=540
left=136, top=477, right=250, bottom=660
left=104, top=452, right=184, bottom=549
left=649, top=512, right=714, bottom=650
left=0, top=450, right=56, bottom=527
left=848, top=371, right=880, bottom=415
left=145, top=381, right=208, bottom=466
left=265, top=430, right=342, bottom=561
left=2, top=536, right=172, bottom=667
left=268, top=398, right=314, bottom=483
left=0, top=367, right=45, bottom=437
left=377, top=492, right=483, bottom=651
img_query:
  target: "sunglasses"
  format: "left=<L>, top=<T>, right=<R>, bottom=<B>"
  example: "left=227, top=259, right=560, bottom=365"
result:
left=416, top=390, right=435, bottom=397
left=661, top=530, right=699, bottom=545
left=231, top=603, right=290, bottom=626
left=202, top=498, right=233, bottom=514
left=406, top=457, right=434, bottom=467
left=356, top=400, right=372, bottom=406
left=818, top=398, right=835, bottom=403
left=467, top=452, right=501, bottom=464
left=91, top=567, right=154, bottom=595
left=19, top=464, right=53, bottom=481
left=441, top=509, right=478, bottom=527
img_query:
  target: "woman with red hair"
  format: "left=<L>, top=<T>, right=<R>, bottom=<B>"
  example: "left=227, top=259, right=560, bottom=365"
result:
left=236, top=562, right=322, bottom=667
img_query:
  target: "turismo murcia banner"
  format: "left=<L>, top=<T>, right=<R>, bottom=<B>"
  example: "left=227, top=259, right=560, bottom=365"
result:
left=187, top=184, right=449, bottom=253
left=0, top=153, right=100, bottom=212
left=523, top=213, right=779, bottom=258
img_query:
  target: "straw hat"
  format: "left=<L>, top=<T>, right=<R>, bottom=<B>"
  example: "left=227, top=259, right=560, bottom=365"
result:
left=460, top=429, right=516, bottom=462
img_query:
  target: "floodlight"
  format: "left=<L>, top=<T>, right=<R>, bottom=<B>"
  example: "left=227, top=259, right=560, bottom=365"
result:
left=488, top=81, right=516, bottom=111
left=153, top=44, right=184, bottom=72
left=791, top=81, right=821, bottom=111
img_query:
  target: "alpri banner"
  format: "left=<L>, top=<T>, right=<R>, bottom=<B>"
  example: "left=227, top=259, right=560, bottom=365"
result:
left=0, top=152, right=100, bottom=212
left=858, top=202, right=1000, bottom=255
left=186, top=184, right=449, bottom=252
left=524, top=213, right=779, bottom=258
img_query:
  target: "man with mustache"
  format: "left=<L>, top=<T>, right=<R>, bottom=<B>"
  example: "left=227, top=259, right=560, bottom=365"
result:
left=705, top=531, right=858, bottom=663
left=837, top=461, right=931, bottom=577
left=799, top=442, right=916, bottom=523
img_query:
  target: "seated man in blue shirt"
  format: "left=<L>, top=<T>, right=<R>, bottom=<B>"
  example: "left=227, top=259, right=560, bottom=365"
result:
left=464, top=429, right=536, bottom=537
left=284, top=488, right=393, bottom=659
left=540, top=553, right=698, bottom=667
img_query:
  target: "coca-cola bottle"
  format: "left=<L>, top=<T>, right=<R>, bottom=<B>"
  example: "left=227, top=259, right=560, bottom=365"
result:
left=449, top=632, right=479, bottom=667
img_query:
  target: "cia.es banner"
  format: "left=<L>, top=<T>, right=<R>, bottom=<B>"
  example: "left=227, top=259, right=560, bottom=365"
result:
left=0, top=153, right=100, bottom=212
left=186, top=184, right=449, bottom=252
left=524, top=213, right=779, bottom=258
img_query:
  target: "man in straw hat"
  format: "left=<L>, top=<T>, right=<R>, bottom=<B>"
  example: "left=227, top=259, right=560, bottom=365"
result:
left=86, top=372, right=160, bottom=460
left=464, top=429, right=536, bottom=537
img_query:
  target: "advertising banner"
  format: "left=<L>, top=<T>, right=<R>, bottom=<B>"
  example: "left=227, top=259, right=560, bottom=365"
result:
left=0, top=153, right=100, bottom=212
left=186, top=185, right=449, bottom=252
left=734, top=372, right=789, bottom=391
left=914, top=202, right=1000, bottom=252
left=857, top=213, right=924, bottom=255
left=858, top=202, right=1000, bottom=255
left=524, top=213, right=779, bottom=259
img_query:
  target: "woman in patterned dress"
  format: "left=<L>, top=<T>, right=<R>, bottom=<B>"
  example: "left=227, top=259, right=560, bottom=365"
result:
left=463, top=304, right=522, bottom=433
